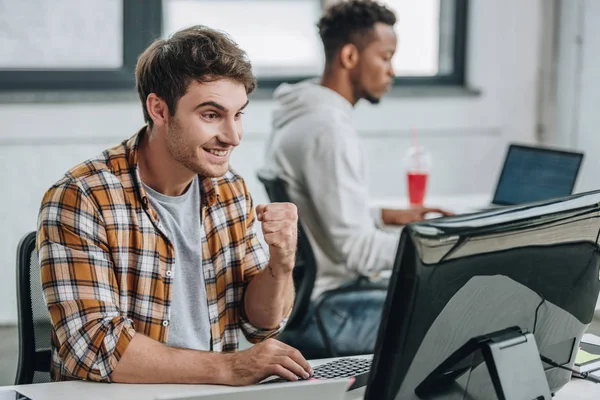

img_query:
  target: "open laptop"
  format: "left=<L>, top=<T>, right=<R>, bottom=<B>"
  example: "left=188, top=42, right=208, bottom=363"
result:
left=485, top=144, right=583, bottom=209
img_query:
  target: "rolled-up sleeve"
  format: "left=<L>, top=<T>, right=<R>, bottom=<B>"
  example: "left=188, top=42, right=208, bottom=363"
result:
left=37, top=180, right=135, bottom=382
left=238, top=191, right=290, bottom=343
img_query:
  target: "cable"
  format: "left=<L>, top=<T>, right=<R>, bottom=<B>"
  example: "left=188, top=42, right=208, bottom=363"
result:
left=530, top=293, right=600, bottom=385
left=540, top=355, right=600, bottom=384
left=532, top=294, right=600, bottom=384
left=532, top=292, right=546, bottom=334
left=461, top=352, right=475, bottom=400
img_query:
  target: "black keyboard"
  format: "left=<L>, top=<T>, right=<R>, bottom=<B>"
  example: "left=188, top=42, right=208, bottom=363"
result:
left=262, top=357, right=372, bottom=391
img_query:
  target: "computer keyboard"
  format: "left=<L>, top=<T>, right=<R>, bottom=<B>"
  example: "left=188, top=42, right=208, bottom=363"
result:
left=262, top=357, right=372, bottom=391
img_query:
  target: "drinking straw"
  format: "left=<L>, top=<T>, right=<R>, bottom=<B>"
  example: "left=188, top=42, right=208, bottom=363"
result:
left=411, top=127, right=421, bottom=171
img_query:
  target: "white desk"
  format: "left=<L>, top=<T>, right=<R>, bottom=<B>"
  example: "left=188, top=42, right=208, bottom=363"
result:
left=2, top=355, right=599, bottom=400
left=370, top=193, right=491, bottom=215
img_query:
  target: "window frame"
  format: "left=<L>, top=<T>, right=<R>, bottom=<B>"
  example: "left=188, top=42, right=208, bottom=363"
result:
left=0, top=0, right=162, bottom=92
left=0, top=0, right=467, bottom=92
left=254, top=0, right=469, bottom=89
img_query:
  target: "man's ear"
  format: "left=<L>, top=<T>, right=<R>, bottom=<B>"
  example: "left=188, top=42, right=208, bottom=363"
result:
left=339, top=43, right=360, bottom=70
left=146, top=94, right=169, bottom=127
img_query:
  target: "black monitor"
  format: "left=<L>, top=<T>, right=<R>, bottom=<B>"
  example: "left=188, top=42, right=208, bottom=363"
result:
left=365, top=190, right=600, bottom=399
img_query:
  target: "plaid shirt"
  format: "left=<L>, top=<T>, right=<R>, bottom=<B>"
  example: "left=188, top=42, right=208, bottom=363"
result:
left=37, top=128, right=287, bottom=382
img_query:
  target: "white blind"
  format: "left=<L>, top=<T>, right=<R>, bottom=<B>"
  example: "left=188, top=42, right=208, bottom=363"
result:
left=163, top=0, right=324, bottom=78
left=0, top=0, right=123, bottom=69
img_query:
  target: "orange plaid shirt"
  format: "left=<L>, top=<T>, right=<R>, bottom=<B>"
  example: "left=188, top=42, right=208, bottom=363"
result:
left=37, top=128, right=287, bottom=382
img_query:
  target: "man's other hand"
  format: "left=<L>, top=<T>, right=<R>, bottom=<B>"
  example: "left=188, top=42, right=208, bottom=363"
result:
left=223, top=338, right=313, bottom=385
left=382, top=207, right=454, bottom=226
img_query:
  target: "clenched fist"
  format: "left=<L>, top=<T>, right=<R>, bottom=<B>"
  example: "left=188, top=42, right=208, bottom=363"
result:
left=256, top=203, right=298, bottom=275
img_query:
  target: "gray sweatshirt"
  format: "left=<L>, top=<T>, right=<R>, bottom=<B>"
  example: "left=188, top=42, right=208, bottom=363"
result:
left=265, top=80, right=401, bottom=297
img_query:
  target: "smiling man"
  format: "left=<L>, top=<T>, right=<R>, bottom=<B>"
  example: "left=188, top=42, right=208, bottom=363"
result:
left=37, top=26, right=311, bottom=385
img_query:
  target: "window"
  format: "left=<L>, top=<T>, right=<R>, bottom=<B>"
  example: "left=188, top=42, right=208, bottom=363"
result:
left=385, top=0, right=441, bottom=76
left=163, top=0, right=324, bottom=78
left=0, top=0, right=466, bottom=91
left=0, top=0, right=162, bottom=91
left=163, top=0, right=468, bottom=87
left=380, top=0, right=468, bottom=83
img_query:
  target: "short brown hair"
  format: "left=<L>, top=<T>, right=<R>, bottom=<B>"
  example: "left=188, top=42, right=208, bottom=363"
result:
left=136, top=25, right=257, bottom=127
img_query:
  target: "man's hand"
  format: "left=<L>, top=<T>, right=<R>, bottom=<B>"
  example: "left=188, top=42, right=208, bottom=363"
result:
left=382, top=207, right=454, bottom=226
left=223, top=338, right=313, bottom=385
left=256, top=203, right=298, bottom=275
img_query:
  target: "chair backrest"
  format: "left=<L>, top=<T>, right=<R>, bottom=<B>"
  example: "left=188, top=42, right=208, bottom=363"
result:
left=15, top=231, right=52, bottom=384
left=256, top=170, right=317, bottom=330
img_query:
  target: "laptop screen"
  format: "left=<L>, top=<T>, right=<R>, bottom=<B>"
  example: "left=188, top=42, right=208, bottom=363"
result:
left=492, top=145, right=584, bottom=205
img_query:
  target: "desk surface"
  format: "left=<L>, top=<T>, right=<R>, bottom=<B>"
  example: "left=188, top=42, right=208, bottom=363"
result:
left=371, top=193, right=491, bottom=215
left=2, top=355, right=599, bottom=400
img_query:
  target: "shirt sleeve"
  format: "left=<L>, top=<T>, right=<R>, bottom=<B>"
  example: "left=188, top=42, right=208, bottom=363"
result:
left=302, top=123, right=401, bottom=276
left=37, top=180, right=136, bottom=382
left=238, top=189, right=290, bottom=343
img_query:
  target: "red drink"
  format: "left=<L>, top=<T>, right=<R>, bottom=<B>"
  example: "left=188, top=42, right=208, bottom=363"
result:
left=407, top=172, right=428, bottom=206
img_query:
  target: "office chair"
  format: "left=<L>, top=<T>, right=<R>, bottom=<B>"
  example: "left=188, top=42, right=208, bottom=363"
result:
left=257, top=170, right=317, bottom=330
left=15, top=231, right=52, bottom=384
left=256, top=170, right=388, bottom=358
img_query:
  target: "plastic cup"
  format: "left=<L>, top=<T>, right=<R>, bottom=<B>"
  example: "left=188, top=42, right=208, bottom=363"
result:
left=405, top=146, right=432, bottom=207
left=407, top=171, right=429, bottom=206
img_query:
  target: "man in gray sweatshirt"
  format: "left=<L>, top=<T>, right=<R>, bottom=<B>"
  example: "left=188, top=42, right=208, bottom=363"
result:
left=266, top=0, right=451, bottom=299
left=264, top=0, right=451, bottom=356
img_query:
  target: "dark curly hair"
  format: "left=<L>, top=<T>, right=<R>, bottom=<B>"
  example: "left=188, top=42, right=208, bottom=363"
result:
left=318, top=0, right=396, bottom=64
left=135, top=25, right=257, bottom=127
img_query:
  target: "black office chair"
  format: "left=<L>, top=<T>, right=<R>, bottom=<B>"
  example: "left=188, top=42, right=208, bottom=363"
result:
left=257, top=170, right=388, bottom=358
left=15, top=231, right=52, bottom=384
left=257, top=170, right=317, bottom=330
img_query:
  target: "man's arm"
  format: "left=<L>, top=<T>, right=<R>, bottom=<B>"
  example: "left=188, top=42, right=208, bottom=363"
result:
left=243, top=203, right=297, bottom=329
left=110, top=334, right=224, bottom=383
left=111, top=333, right=311, bottom=384
left=38, top=181, right=137, bottom=382
left=243, top=264, right=294, bottom=329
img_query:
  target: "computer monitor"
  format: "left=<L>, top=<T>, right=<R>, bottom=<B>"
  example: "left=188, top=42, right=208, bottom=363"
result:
left=365, top=190, right=600, bottom=399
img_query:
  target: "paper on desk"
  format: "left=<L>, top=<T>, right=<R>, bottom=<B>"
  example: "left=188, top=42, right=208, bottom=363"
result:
left=576, top=349, right=600, bottom=365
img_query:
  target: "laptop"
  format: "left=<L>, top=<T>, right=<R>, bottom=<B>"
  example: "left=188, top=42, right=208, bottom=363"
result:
left=485, top=144, right=583, bottom=209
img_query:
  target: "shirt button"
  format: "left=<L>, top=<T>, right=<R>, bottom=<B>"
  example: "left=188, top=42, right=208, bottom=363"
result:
left=166, top=270, right=173, bottom=277
left=162, top=320, right=169, bottom=327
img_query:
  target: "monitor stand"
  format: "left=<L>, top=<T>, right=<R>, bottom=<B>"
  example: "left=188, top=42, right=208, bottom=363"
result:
left=415, top=326, right=552, bottom=400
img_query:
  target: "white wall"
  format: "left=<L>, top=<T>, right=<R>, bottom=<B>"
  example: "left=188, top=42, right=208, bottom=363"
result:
left=0, top=0, right=544, bottom=324
left=550, top=0, right=600, bottom=193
